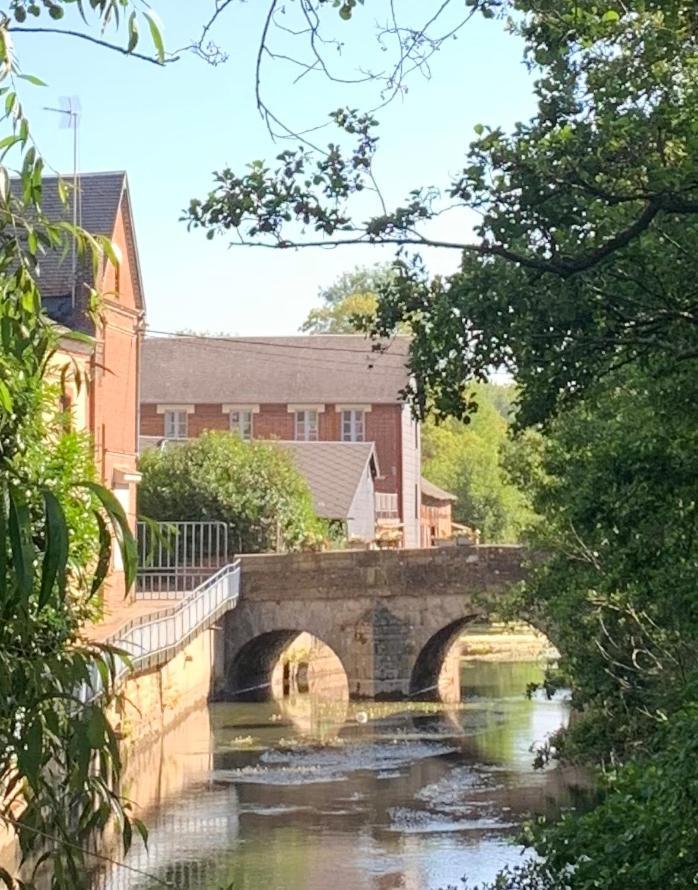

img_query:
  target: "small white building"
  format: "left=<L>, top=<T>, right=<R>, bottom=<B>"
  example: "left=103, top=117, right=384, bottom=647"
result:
left=276, top=441, right=379, bottom=542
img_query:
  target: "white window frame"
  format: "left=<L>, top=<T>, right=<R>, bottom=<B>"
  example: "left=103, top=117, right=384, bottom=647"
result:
left=230, top=409, right=253, bottom=441
left=295, top=409, right=319, bottom=441
left=164, top=409, right=188, bottom=440
left=341, top=409, right=365, bottom=442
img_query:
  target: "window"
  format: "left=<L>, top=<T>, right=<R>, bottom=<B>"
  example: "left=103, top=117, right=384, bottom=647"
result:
left=341, top=410, right=365, bottom=442
left=295, top=409, right=318, bottom=441
left=164, top=410, right=188, bottom=439
left=230, top=409, right=253, bottom=441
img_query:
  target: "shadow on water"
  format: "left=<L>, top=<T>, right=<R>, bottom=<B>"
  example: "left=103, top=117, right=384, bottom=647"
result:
left=94, top=659, right=592, bottom=890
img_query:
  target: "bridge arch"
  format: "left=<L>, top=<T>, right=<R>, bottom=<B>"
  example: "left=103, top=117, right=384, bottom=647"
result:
left=223, top=619, right=350, bottom=702
left=409, top=614, right=484, bottom=701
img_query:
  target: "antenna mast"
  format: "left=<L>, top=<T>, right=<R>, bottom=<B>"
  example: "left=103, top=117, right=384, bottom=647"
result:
left=44, top=96, right=81, bottom=309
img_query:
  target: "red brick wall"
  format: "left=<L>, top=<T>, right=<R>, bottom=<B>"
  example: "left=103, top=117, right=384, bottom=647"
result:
left=92, top=200, right=142, bottom=608
left=140, top=402, right=404, bottom=497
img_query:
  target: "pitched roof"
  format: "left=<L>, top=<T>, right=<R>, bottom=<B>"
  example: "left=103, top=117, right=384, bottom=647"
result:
left=16, top=172, right=144, bottom=329
left=275, top=441, right=378, bottom=520
left=421, top=476, right=457, bottom=502
left=141, top=335, right=411, bottom=405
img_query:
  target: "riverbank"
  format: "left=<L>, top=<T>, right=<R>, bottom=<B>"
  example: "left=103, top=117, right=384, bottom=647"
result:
left=460, top=623, right=558, bottom=662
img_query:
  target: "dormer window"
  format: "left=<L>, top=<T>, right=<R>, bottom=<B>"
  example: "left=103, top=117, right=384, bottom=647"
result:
left=341, top=409, right=365, bottom=442
left=230, top=409, right=253, bottom=441
left=295, top=409, right=318, bottom=441
left=164, top=409, right=188, bottom=440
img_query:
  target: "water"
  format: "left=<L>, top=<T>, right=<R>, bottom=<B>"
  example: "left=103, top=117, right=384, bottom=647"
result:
left=97, top=661, right=589, bottom=890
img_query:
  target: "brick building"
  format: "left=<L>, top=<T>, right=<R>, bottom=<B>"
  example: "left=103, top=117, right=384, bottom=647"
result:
left=419, top=477, right=457, bottom=547
left=140, top=335, right=422, bottom=547
left=40, top=172, right=145, bottom=604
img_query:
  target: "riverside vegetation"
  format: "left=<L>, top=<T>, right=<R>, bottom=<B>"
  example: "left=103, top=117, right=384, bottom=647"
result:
left=2, top=2, right=698, bottom=888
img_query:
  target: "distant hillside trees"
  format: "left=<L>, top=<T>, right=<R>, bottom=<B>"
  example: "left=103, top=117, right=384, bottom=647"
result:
left=422, top=384, right=534, bottom=543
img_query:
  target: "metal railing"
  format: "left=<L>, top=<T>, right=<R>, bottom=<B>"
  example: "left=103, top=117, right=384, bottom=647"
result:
left=80, top=561, right=240, bottom=702
left=136, top=520, right=230, bottom=598
left=375, top=492, right=399, bottom=519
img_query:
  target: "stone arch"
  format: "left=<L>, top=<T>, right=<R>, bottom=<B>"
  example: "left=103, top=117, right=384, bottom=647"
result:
left=409, top=614, right=482, bottom=701
left=410, top=610, right=556, bottom=703
left=226, top=628, right=349, bottom=702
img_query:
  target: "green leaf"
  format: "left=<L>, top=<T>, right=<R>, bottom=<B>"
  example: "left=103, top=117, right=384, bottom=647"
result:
left=81, top=481, right=137, bottom=592
left=602, top=10, right=620, bottom=22
left=39, top=490, right=69, bottom=608
left=0, top=379, right=13, bottom=413
left=127, top=10, right=139, bottom=53
left=0, top=488, right=7, bottom=599
left=8, top=487, right=35, bottom=597
left=90, top=512, right=112, bottom=599
left=143, top=11, right=165, bottom=62
left=86, top=706, right=107, bottom=749
left=19, top=719, right=43, bottom=787
left=17, top=73, right=47, bottom=87
left=133, top=817, right=149, bottom=849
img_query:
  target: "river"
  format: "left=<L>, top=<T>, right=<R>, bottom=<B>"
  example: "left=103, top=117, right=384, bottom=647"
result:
left=96, top=660, right=589, bottom=890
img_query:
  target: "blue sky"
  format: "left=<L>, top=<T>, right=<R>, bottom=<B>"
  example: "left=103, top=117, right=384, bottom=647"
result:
left=14, top=3, right=535, bottom=335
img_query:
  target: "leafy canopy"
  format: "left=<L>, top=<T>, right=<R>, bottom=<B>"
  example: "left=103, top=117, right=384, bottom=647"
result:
left=422, top=384, right=533, bottom=543
left=139, top=432, right=328, bottom=553
left=186, top=0, right=698, bottom=426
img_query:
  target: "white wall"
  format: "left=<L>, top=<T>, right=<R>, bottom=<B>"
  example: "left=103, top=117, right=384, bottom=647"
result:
left=400, top=406, right=421, bottom=548
left=347, top=460, right=377, bottom=542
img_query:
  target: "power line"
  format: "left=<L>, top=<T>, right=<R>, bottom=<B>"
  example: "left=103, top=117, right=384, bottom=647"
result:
left=141, top=328, right=413, bottom=377
left=144, top=327, right=410, bottom=365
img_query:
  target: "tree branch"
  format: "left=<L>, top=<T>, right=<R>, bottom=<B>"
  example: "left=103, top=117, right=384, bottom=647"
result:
left=9, top=25, right=175, bottom=65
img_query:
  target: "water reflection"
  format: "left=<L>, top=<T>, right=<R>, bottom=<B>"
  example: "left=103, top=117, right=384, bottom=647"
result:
left=97, top=661, right=589, bottom=890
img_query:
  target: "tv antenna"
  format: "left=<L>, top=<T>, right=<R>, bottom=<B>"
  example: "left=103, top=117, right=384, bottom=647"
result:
left=44, top=96, right=81, bottom=309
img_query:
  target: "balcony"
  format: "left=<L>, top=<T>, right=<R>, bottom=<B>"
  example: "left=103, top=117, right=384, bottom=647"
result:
left=375, top=492, right=399, bottom=519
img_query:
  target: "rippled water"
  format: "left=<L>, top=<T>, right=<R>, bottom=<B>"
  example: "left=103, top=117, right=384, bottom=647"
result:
left=97, top=661, right=589, bottom=890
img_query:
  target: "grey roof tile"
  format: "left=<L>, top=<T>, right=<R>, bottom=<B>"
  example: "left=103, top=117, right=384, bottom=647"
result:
left=275, top=441, right=377, bottom=520
left=141, top=335, right=411, bottom=405
left=421, top=476, right=457, bottom=502
left=14, top=172, right=127, bottom=330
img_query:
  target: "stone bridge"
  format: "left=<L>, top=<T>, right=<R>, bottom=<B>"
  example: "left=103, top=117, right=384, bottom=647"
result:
left=214, top=545, right=529, bottom=702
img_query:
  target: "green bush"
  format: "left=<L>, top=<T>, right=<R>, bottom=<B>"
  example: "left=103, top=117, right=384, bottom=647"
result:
left=138, top=431, right=327, bottom=552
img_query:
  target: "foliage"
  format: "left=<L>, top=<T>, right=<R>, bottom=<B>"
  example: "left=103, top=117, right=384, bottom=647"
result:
left=301, top=263, right=411, bottom=335
left=421, top=384, right=532, bottom=542
left=301, top=290, right=379, bottom=334
left=138, top=432, right=328, bottom=553
left=0, top=299, right=140, bottom=890
left=509, top=362, right=698, bottom=764
left=315, top=263, right=395, bottom=307
left=0, top=4, right=159, bottom=888
left=186, top=1, right=698, bottom=427
left=474, top=705, right=698, bottom=890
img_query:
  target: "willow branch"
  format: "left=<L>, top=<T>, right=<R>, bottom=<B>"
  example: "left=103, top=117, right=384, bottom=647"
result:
left=9, top=25, right=175, bottom=65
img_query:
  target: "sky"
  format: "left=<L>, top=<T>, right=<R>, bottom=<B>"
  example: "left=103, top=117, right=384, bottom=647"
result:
left=12, top=2, right=536, bottom=336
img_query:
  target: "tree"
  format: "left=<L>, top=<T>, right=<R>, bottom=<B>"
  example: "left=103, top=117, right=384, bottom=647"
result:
left=186, top=1, right=698, bottom=426
left=0, top=299, right=140, bottom=890
left=139, top=432, right=327, bottom=553
left=0, top=5, right=175, bottom=888
left=301, top=290, right=379, bottom=334
left=421, top=384, right=532, bottom=543
left=509, top=361, right=698, bottom=764
left=182, top=5, right=698, bottom=885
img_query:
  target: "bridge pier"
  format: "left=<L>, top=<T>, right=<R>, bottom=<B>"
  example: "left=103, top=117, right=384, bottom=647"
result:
left=212, top=546, right=527, bottom=702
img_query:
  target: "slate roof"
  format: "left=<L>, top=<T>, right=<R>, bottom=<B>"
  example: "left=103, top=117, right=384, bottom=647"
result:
left=421, top=476, right=457, bottom=502
left=275, top=441, right=378, bottom=520
left=141, top=335, right=412, bottom=405
left=14, top=172, right=143, bottom=330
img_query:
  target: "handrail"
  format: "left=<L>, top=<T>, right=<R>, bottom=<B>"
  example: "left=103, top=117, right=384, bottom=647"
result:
left=80, top=561, right=241, bottom=702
